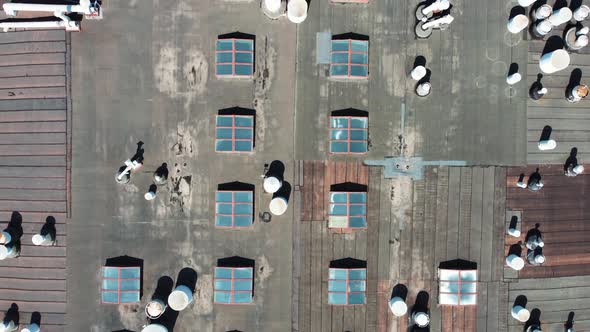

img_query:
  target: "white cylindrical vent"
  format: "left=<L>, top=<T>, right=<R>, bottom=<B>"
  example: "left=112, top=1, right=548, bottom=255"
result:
left=287, top=0, right=308, bottom=24
left=548, top=7, right=573, bottom=26
left=32, top=233, right=54, bottom=246
left=411, top=65, right=427, bottom=81
left=539, top=49, right=570, bottom=73
left=264, top=0, right=281, bottom=13
left=0, top=244, right=18, bottom=260
left=168, top=285, right=193, bottom=311
left=538, top=139, right=557, bottom=150
left=535, top=19, right=553, bottom=36
left=534, top=254, right=546, bottom=264
left=389, top=297, right=408, bottom=316
left=0, top=231, right=11, bottom=245
left=534, top=4, right=553, bottom=20
left=574, top=5, right=590, bottom=21
left=507, top=228, right=521, bottom=237
left=412, top=311, right=430, bottom=327
left=575, top=35, right=589, bottom=47
left=0, top=320, right=16, bottom=332
left=146, top=298, right=167, bottom=319
left=511, top=305, right=531, bottom=322
left=506, top=254, right=525, bottom=270
left=416, top=82, right=432, bottom=96
left=574, top=165, right=585, bottom=174
left=144, top=191, right=156, bottom=201
left=517, top=180, right=527, bottom=188
left=263, top=176, right=282, bottom=194
left=506, top=73, right=522, bottom=85
left=21, top=323, right=40, bottom=332
left=507, top=15, right=529, bottom=34
left=518, top=0, right=537, bottom=7
left=269, top=197, right=288, bottom=216
left=141, top=324, right=169, bottom=332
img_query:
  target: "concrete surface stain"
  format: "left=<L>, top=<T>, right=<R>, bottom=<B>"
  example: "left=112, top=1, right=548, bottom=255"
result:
left=256, top=255, right=274, bottom=287
left=117, top=304, right=143, bottom=330
left=253, top=36, right=276, bottom=150
left=184, top=50, right=208, bottom=96
left=194, top=274, right=213, bottom=314
left=154, top=44, right=179, bottom=97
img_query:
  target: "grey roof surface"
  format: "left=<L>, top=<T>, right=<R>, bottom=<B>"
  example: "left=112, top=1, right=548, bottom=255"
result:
left=295, top=0, right=528, bottom=165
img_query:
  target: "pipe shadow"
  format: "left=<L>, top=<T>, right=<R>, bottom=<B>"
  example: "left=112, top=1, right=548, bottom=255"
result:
left=412, top=290, right=430, bottom=314
left=514, top=295, right=528, bottom=308
left=509, top=215, right=518, bottom=230
left=509, top=63, right=519, bottom=76
left=155, top=163, right=169, bottom=179
left=529, top=74, right=544, bottom=99
left=152, top=276, right=174, bottom=302
left=508, top=242, right=523, bottom=257
left=176, top=268, right=198, bottom=294
left=40, top=216, right=56, bottom=243
left=391, top=283, right=408, bottom=301
left=540, top=126, right=552, bottom=141
left=524, top=308, right=542, bottom=331
left=266, top=160, right=285, bottom=181
left=565, top=68, right=583, bottom=99
left=542, top=36, right=566, bottom=55
left=6, top=211, right=23, bottom=241
left=509, top=6, right=526, bottom=20
left=564, top=147, right=578, bottom=171
left=131, top=141, right=144, bottom=163
left=3, top=303, right=18, bottom=327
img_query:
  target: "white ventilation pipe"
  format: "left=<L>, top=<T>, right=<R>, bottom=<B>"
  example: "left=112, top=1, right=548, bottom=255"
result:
left=422, top=0, right=450, bottom=16
left=0, top=19, right=75, bottom=32
left=534, top=19, right=553, bottom=36
left=0, top=320, right=16, bottom=332
left=144, top=190, right=156, bottom=201
left=412, top=311, right=430, bottom=327
left=575, top=35, right=589, bottom=48
left=508, top=15, right=529, bottom=34
left=507, top=227, right=521, bottom=237
left=511, top=305, right=531, bottom=322
left=145, top=299, right=166, bottom=319
left=3, top=0, right=98, bottom=16
left=263, top=176, right=282, bottom=194
left=538, top=139, right=557, bottom=150
left=533, top=4, right=552, bottom=20
left=416, top=82, right=432, bottom=96
left=0, top=231, right=11, bottom=245
left=21, top=323, right=40, bottom=332
left=32, top=233, right=54, bottom=246
left=573, top=165, right=585, bottom=174
left=506, top=73, right=522, bottom=85
left=423, top=14, right=454, bottom=30
left=141, top=324, right=169, bottom=332
left=574, top=5, right=590, bottom=22
left=168, top=285, right=193, bottom=311
left=264, top=0, right=282, bottom=13
left=269, top=197, right=288, bottom=215
left=389, top=297, right=408, bottom=316
left=411, top=65, right=427, bottom=81
left=287, top=0, right=307, bottom=23
left=548, top=8, right=573, bottom=26
left=518, top=0, right=537, bottom=7
left=539, top=49, right=570, bottom=74
left=506, top=254, right=525, bottom=270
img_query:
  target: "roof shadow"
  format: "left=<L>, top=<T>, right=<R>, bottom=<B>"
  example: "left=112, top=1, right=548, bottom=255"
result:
left=329, top=258, right=367, bottom=269
left=438, top=259, right=477, bottom=270
left=332, top=32, right=369, bottom=41
left=105, top=255, right=144, bottom=299
left=331, top=108, right=368, bottom=117
left=330, top=182, right=368, bottom=192
left=218, top=181, right=255, bottom=191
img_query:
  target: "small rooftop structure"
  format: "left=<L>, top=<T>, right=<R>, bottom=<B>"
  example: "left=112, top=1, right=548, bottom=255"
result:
left=438, top=259, right=477, bottom=306
left=101, top=266, right=141, bottom=304
left=215, top=33, right=255, bottom=78
left=214, top=257, right=255, bottom=304
left=215, top=109, right=255, bottom=153
left=328, top=258, right=367, bottom=305
left=329, top=109, right=368, bottom=154
left=330, top=33, right=369, bottom=79
left=215, top=182, right=255, bottom=228
left=328, top=182, right=368, bottom=229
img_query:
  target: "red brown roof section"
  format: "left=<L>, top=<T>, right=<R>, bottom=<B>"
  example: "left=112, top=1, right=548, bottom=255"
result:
left=506, top=165, right=590, bottom=278
left=0, top=29, right=69, bottom=331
